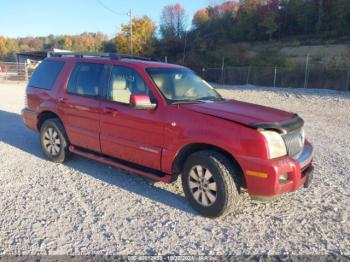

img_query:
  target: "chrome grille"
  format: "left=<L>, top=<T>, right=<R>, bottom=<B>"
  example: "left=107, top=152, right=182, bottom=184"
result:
left=282, top=128, right=305, bottom=158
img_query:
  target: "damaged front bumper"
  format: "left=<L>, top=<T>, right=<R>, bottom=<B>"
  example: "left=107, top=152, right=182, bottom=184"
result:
left=236, top=141, right=314, bottom=201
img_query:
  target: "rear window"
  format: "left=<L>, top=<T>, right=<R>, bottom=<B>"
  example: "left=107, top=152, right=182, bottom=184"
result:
left=29, top=60, right=65, bottom=90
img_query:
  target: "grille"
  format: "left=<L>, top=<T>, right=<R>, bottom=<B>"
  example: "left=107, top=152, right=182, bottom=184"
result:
left=282, top=128, right=305, bottom=158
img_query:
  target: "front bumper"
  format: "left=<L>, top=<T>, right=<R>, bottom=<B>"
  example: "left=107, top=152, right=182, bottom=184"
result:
left=237, top=142, right=314, bottom=200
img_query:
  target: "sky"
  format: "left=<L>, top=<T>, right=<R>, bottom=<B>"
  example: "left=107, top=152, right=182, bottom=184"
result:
left=0, top=0, right=216, bottom=38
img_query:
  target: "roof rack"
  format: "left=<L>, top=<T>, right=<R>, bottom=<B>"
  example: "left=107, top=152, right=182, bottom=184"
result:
left=118, top=55, right=160, bottom=62
left=48, top=52, right=116, bottom=59
left=48, top=52, right=160, bottom=62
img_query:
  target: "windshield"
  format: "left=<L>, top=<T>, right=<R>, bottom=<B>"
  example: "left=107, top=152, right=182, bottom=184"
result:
left=147, top=68, right=223, bottom=103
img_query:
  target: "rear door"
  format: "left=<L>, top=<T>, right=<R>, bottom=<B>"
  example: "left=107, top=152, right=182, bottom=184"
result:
left=58, top=62, right=108, bottom=152
left=100, top=65, right=164, bottom=170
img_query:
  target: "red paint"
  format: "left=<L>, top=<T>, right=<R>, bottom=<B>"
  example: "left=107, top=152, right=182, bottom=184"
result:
left=129, top=94, right=152, bottom=107
left=22, top=56, right=314, bottom=198
left=69, top=145, right=173, bottom=183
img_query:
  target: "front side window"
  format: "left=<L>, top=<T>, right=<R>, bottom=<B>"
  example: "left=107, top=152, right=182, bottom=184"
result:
left=108, top=66, right=153, bottom=104
left=29, top=60, right=65, bottom=90
left=67, top=63, right=104, bottom=97
left=147, top=68, right=222, bottom=104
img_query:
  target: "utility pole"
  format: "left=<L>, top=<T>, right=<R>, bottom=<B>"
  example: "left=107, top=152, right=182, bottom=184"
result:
left=221, top=57, right=225, bottom=85
left=95, top=1, right=133, bottom=55
left=182, top=31, right=187, bottom=65
left=128, top=9, right=133, bottom=55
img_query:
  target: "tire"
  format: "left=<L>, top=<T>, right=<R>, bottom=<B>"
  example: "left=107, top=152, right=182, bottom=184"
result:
left=182, top=150, right=241, bottom=218
left=40, top=118, right=70, bottom=163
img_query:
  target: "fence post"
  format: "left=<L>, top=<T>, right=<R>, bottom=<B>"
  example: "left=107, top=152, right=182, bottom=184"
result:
left=24, top=62, right=29, bottom=81
left=304, top=53, right=310, bottom=89
left=4, top=65, right=8, bottom=81
left=221, top=57, right=225, bottom=85
left=273, top=66, right=277, bottom=88
left=246, top=66, right=251, bottom=85
left=347, top=70, right=350, bottom=92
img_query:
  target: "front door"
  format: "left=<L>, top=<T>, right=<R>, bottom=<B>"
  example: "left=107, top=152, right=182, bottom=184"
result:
left=100, top=65, right=164, bottom=170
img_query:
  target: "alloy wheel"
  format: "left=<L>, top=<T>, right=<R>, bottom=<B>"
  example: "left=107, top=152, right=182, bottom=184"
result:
left=43, top=127, right=61, bottom=156
left=188, top=165, right=217, bottom=207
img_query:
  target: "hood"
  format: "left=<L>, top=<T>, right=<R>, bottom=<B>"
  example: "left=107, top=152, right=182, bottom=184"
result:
left=181, top=99, right=296, bottom=128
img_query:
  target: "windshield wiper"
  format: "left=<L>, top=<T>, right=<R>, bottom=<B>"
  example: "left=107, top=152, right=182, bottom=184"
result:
left=170, top=100, right=207, bottom=105
left=197, top=96, right=223, bottom=101
left=170, top=96, right=223, bottom=105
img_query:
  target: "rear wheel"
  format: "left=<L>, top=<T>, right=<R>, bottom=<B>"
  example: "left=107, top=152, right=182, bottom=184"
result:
left=182, top=150, right=241, bottom=218
left=40, top=118, right=70, bottom=163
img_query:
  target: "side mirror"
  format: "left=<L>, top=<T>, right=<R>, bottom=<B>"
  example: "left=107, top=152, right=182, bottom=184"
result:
left=130, top=94, right=157, bottom=110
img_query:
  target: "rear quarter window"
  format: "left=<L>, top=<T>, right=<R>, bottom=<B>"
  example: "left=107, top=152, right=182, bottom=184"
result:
left=29, top=60, right=65, bottom=90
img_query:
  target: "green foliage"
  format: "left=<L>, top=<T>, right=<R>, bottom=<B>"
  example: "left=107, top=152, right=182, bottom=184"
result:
left=311, top=53, right=324, bottom=63
left=250, top=48, right=293, bottom=68
left=115, top=16, right=157, bottom=56
left=179, top=0, right=350, bottom=68
left=2, top=0, right=350, bottom=68
left=261, top=11, right=278, bottom=40
left=0, top=33, right=110, bottom=59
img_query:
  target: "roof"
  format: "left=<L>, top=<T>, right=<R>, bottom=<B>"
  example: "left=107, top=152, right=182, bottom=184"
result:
left=119, top=58, right=184, bottom=69
left=46, top=53, right=185, bottom=69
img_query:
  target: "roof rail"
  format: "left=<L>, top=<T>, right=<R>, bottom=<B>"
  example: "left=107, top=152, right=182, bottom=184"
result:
left=48, top=52, right=118, bottom=59
left=118, top=55, right=160, bottom=62
left=48, top=52, right=160, bottom=62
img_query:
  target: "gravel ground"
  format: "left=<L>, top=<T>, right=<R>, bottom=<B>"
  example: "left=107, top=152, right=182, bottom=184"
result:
left=0, top=81, right=349, bottom=256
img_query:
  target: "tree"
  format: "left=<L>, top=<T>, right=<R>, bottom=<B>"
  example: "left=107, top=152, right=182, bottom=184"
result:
left=240, top=0, right=265, bottom=11
left=332, top=0, right=350, bottom=36
left=160, top=3, right=186, bottom=39
left=115, top=16, right=157, bottom=56
left=0, top=37, right=9, bottom=57
left=5, top=38, right=19, bottom=55
left=73, top=33, right=96, bottom=52
left=208, top=1, right=240, bottom=18
left=261, top=11, right=278, bottom=40
left=63, top=37, right=73, bottom=50
left=193, top=9, right=209, bottom=28
left=258, top=0, right=279, bottom=40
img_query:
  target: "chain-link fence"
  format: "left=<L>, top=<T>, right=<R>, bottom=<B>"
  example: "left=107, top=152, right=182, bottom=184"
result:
left=201, top=64, right=350, bottom=91
left=2, top=59, right=350, bottom=91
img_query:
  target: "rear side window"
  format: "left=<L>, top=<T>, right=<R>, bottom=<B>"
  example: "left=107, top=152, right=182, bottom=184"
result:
left=29, top=60, right=65, bottom=90
left=67, top=63, right=104, bottom=97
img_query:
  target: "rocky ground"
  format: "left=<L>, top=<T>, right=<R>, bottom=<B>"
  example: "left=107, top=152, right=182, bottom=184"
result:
left=0, top=82, right=349, bottom=255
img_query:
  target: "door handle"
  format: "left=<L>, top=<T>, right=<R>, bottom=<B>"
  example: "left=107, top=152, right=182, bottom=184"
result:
left=103, top=107, right=119, bottom=116
left=58, top=98, right=68, bottom=104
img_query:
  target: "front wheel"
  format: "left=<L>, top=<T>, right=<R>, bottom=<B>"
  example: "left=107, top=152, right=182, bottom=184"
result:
left=182, top=150, right=241, bottom=218
left=40, top=118, right=70, bottom=163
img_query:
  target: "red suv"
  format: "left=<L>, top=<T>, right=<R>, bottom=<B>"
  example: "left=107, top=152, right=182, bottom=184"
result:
left=22, top=53, right=314, bottom=217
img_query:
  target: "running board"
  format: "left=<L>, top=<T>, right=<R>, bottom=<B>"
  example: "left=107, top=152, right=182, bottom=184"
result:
left=69, top=146, right=173, bottom=183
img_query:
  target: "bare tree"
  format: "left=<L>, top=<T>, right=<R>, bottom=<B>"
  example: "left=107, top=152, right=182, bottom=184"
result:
left=160, top=3, right=186, bottom=39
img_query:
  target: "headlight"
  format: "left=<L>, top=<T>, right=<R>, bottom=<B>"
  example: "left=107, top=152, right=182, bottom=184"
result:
left=260, top=130, right=287, bottom=159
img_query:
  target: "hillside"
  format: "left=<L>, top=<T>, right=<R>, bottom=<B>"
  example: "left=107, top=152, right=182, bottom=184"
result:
left=185, top=41, right=350, bottom=69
